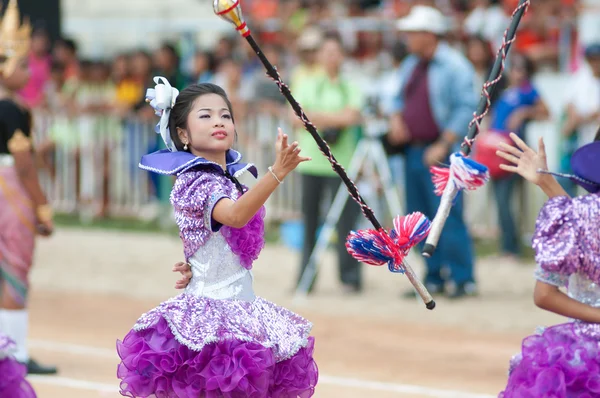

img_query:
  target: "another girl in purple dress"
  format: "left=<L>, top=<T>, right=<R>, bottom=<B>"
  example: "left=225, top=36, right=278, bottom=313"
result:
left=496, top=130, right=600, bottom=397
left=116, top=77, right=318, bottom=397
left=0, top=333, right=36, bottom=397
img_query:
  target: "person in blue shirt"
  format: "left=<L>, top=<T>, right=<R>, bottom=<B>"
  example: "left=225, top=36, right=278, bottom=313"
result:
left=486, top=53, right=549, bottom=259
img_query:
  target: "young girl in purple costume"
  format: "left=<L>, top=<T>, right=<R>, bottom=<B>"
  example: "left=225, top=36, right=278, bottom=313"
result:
left=116, top=77, right=318, bottom=398
left=496, top=130, right=600, bottom=397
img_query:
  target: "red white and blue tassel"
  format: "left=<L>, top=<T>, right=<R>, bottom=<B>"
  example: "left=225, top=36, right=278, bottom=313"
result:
left=430, top=152, right=489, bottom=197
left=346, top=212, right=431, bottom=274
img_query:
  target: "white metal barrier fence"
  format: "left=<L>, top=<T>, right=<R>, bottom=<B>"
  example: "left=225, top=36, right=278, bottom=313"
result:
left=31, top=109, right=301, bottom=224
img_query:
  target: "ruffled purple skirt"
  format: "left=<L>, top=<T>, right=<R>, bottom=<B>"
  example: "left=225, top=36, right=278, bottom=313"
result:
left=117, top=295, right=318, bottom=398
left=0, top=357, right=36, bottom=398
left=499, top=322, right=600, bottom=397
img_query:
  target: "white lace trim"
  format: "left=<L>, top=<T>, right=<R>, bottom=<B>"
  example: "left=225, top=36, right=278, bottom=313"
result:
left=138, top=157, right=199, bottom=175
left=233, top=163, right=254, bottom=178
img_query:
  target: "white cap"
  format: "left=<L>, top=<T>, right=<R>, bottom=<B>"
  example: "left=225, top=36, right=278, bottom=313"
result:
left=396, top=5, right=449, bottom=35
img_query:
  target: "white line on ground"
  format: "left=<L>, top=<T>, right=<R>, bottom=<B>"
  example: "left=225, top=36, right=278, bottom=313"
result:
left=28, top=339, right=496, bottom=398
left=30, top=339, right=117, bottom=359
left=28, top=375, right=115, bottom=393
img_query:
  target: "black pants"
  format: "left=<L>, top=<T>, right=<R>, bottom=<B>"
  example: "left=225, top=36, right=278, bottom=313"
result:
left=297, top=174, right=362, bottom=290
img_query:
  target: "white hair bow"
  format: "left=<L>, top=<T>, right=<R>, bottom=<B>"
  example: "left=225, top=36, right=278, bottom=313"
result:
left=146, top=76, right=180, bottom=152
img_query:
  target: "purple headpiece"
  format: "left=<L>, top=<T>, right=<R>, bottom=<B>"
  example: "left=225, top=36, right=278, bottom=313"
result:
left=541, top=139, right=600, bottom=193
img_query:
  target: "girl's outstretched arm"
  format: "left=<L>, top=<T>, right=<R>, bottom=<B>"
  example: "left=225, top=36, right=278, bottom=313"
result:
left=213, top=128, right=311, bottom=229
left=534, top=280, right=600, bottom=323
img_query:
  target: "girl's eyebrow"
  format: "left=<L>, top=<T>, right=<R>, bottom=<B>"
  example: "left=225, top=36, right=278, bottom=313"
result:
left=197, top=108, right=230, bottom=112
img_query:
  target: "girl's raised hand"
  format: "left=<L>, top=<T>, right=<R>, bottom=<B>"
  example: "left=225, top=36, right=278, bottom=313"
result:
left=272, top=128, right=311, bottom=180
left=496, top=133, right=549, bottom=186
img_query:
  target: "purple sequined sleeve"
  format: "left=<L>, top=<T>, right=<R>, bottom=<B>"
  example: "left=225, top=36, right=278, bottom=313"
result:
left=170, top=171, right=232, bottom=259
left=532, top=196, right=581, bottom=275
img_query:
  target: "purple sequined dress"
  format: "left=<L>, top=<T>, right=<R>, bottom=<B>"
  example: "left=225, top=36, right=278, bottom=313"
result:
left=499, top=194, right=600, bottom=397
left=0, top=333, right=36, bottom=397
left=117, top=158, right=318, bottom=398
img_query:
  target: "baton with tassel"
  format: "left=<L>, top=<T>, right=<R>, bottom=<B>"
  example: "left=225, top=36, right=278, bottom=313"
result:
left=422, top=0, right=531, bottom=258
left=213, top=0, right=436, bottom=310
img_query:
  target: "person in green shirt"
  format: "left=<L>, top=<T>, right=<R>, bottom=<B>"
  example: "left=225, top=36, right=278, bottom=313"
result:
left=290, top=32, right=364, bottom=294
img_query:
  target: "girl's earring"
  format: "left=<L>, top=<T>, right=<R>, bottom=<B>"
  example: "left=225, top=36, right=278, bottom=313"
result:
left=184, top=143, right=188, bottom=151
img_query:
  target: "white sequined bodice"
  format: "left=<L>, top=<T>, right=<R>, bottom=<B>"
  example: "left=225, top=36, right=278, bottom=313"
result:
left=569, top=273, right=600, bottom=307
left=184, top=233, right=255, bottom=301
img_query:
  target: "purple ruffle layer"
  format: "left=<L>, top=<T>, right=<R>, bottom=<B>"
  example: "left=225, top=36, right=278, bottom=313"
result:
left=499, top=322, right=600, bottom=397
left=0, top=357, right=36, bottom=398
left=117, top=316, right=318, bottom=398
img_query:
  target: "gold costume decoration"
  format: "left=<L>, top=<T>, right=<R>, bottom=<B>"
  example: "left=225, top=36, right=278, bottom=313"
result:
left=0, top=0, right=30, bottom=77
left=7, top=129, right=31, bottom=153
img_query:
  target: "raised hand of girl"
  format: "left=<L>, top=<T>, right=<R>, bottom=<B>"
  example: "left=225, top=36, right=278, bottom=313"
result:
left=213, top=129, right=311, bottom=229
left=496, top=132, right=548, bottom=186
left=271, top=128, right=311, bottom=181
left=496, top=132, right=569, bottom=198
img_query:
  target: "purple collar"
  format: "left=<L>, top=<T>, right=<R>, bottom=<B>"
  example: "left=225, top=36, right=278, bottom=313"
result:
left=139, top=149, right=258, bottom=178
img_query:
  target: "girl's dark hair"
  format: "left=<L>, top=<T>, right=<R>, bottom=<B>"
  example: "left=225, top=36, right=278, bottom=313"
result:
left=168, top=83, right=235, bottom=152
left=595, top=126, right=600, bottom=142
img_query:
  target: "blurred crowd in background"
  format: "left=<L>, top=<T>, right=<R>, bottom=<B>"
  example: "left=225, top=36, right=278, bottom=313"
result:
left=18, top=0, right=600, bottom=296
left=28, top=0, right=588, bottom=116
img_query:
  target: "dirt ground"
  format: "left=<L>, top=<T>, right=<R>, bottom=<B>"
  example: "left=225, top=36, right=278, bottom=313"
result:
left=23, top=228, right=566, bottom=398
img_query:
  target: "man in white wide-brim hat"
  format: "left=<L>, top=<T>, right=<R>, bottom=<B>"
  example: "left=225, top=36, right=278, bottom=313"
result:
left=388, top=5, right=479, bottom=299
